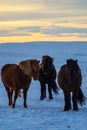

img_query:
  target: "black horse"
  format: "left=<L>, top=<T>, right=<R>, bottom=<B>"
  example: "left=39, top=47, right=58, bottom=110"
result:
left=38, top=55, right=59, bottom=100
left=58, top=59, right=85, bottom=111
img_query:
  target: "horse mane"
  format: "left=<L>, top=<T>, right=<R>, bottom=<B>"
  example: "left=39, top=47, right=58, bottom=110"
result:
left=66, top=59, right=81, bottom=76
left=42, top=55, right=54, bottom=63
left=19, top=60, right=32, bottom=76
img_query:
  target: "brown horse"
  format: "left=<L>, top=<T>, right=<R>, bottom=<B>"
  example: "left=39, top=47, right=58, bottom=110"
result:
left=38, top=55, right=59, bottom=100
left=58, top=59, right=85, bottom=111
left=1, top=59, right=40, bottom=108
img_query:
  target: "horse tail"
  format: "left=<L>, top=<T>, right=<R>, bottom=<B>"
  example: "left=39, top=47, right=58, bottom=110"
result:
left=52, top=81, right=59, bottom=95
left=77, top=88, right=85, bottom=106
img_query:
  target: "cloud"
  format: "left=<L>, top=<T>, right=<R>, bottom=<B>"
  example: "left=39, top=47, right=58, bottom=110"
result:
left=41, top=0, right=87, bottom=11
left=0, top=0, right=42, bottom=5
left=0, top=23, right=87, bottom=38
left=17, top=26, right=41, bottom=33
left=0, top=5, right=42, bottom=13
left=0, top=0, right=87, bottom=42
left=0, top=0, right=87, bottom=21
left=40, top=25, right=87, bottom=35
left=0, top=0, right=87, bottom=17
left=8, top=25, right=87, bottom=37
left=0, top=30, right=10, bottom=36
left=0, top=9, right=87, bottom=22
left=0, top=30, right=31, bottom=37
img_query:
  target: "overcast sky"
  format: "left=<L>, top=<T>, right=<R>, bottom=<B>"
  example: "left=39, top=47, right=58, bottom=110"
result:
left=0, top=0, right=87, bottom=43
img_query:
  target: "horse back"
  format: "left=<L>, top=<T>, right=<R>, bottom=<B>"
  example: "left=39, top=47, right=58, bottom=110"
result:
left=1, top=64, right=17, bottom=89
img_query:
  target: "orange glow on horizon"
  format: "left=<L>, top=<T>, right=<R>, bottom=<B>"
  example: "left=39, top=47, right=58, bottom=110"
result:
left=0, top=3, right=87, bottom=43
left=0, top=33, right=87, bottom=43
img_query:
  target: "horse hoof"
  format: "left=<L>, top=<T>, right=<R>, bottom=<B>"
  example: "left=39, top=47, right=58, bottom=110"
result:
left=40, top=97, right=44, bottom=100
left=49, top=97, right=53, bottom=100
left=12, top=103, right=15, bottom=108
left=73, top=106, right=78, bottom=111
left=24, top=105, right=27, bottom=108
left=73, top=108, right=78, bottom=111
left=9, top=103, right=11, bottom=106
left=63, top=108, right=69, bottom=111
left=24, top=103, right=27, bottom=108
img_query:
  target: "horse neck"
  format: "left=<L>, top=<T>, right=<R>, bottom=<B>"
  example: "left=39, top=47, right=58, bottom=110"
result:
left=30, top=64, right=37, bottom=77
left=42, top=64, right=54, bottom=75
left=65, top=65, right=81, bottom=79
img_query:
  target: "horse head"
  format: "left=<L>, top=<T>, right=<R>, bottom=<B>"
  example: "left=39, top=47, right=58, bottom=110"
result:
left=66, top=59, right=79, bottom=84
left=41, top=55, right=54, bottom=75
left=19, top=59, right=40, bottom=80
left=30, top=59, right=40, bottom=80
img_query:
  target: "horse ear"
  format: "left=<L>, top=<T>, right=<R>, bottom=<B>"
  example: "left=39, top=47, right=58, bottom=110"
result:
left=19, top=61, right=22, bottom=69
left=35, top=59, right=40, bottom=64
left=75, top=60, right=78, bottom=63
left=66, top=59, right=69, bottom=64
left=35, top=58, right=40, bottom=63
left=38, top=60, right=40, bottom=63
left=42, top=56, right=45, bottom=61
left=42, top=56, right=45, bottom=59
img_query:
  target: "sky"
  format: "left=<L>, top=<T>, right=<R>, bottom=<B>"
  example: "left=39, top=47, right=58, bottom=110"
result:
left=0, top=0, right=87, bottom=43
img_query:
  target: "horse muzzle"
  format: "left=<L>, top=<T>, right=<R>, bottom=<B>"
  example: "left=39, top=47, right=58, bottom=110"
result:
left=70, top=78, right=76, bottom=84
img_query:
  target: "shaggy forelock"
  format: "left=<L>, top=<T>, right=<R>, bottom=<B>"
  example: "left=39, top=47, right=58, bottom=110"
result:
left=19, top=60, right=31, bottom=76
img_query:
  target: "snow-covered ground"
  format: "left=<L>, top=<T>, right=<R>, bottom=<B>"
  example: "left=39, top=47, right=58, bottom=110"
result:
left=0, top=42, right=87, bottom=130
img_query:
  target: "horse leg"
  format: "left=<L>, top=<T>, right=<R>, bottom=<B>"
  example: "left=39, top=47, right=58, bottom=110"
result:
left=72, top=90, right=78, bottom=111
left=69, top=93, right=71, bottom=110
left=63, top=91, right=71, bottom=111
left=23, top=89, right=28, bottom=108
left=7, top=91, right=11, bottom=106
left=44, top=86, right=46, bottom=98
left=40, top=83, right=46, bottom=100
left=9, top=89, right=13, bottom=106
left=48, top=83, right=53, bottom=99
left=12, top=89, right=18, bottom=108
left=6, top=87, right=12, bottom=106
left=7, top=90, right=11, bottom=106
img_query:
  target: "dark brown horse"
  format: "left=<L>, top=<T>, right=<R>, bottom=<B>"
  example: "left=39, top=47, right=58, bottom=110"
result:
left=58, top=59, right=85, bottom=111
left=1, top=59, right=40, bottom=108
left=38, top=55, right=59, bottom=100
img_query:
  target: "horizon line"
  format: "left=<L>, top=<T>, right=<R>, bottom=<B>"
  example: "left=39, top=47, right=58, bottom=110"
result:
left=0, top=41, right=87, bottom=44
